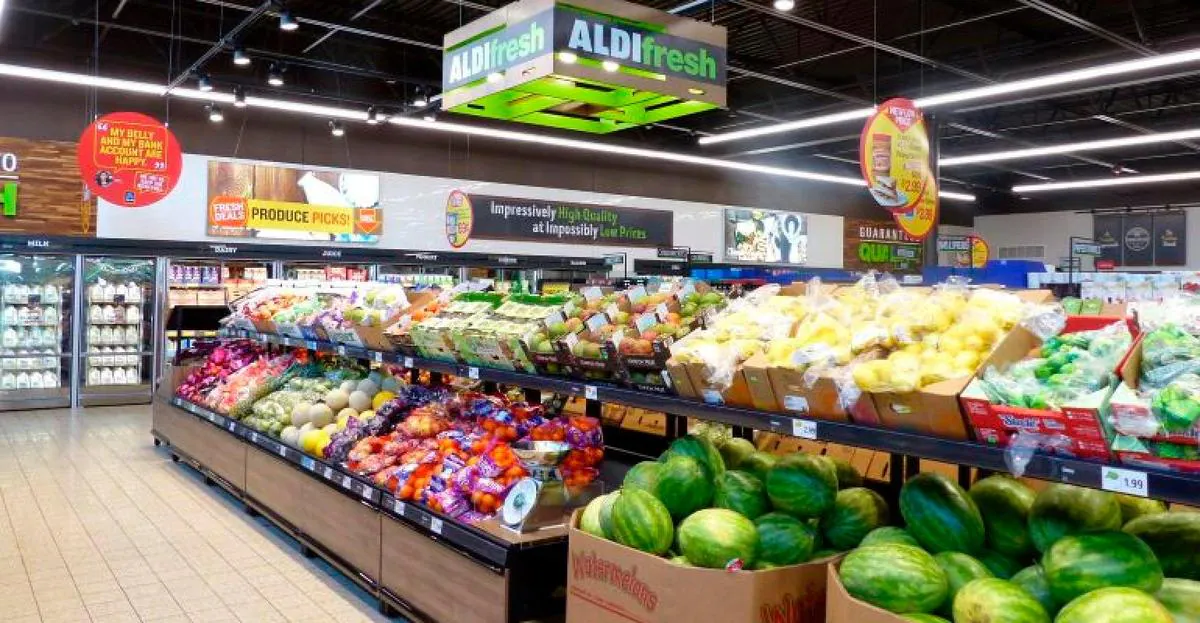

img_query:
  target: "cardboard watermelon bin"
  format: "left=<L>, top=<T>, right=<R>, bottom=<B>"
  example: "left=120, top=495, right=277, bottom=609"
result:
left=825, top=561, right=909, bottom=623
left=567, top=510, right=837, bottom=623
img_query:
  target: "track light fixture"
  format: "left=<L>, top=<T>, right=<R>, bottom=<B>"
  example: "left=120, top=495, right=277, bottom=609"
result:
left=279, top=9, right=299, bottom=31
left=232, top=46, right=251, bottom=66
left=234, top=86, right=247, bottom=108
left=330, top=121, right=345, bottom=137
left=207, top=104, right=224, bottom=123
left=267, top=64, right=284, bottom=87
left=366, top=107, right=381, bottom=125
left=197, top=73, right=213, bottom=92
left=411, top=87, right=428, bottom=108
left=773, top=0, right=795, bottom=11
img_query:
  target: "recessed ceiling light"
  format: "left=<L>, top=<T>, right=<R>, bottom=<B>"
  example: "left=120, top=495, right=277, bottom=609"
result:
left=687, top=87, right=705, bottom=95
left=486, top=72, right=503, bottom=83
left=557, top=51, right=578, bottom=64
left=602, top=60, right=619, bottom=72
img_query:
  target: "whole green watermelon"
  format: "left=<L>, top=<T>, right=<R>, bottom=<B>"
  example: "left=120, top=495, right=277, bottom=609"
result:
left=579, top=493, right=611, bottom=538
left=1042, top=531, right=1164, bottom=606
left=739, top=451, right=778, bottom=483
left=900, top=473, right=985, bottom=554
left=653, top=455, right=715, bottom=520
left=832, top=457, right=864, bottom=489
left=1054, top=587, right=1173, bottom=623
left=712, top=470, right=769, bottom=520
left=610, top=488, right=674, bottom=555
left=1156, top=578, right=1200, bottom=623
left=677, top=508, right=759, bottom=569
left=622, top=461, right=663, bottom=492
left=969, top=475, right=1036, bottom=558
left=668, top=555, right=692, bottom=566
left=901, top=616, right=949, bottom=623
left=1115, top=494, right=1167, bottom=525
left=839, top=544, right=948, bottom=614
left=934, top=552, right=993, bottom=615
left=718, top=437, right=756, bottom=470
left=861, top=526, right=921, bottom=548
left=1124, top=511, right=1200, bottom=580
left=1010, top=565, right=1056, bottom=616
left=598, top=490, right=621, bottom=537
left=823, top=487, right=890, bottom=550
left=1028, top=484, right=1121, bottom=553
left=755, top=512, right=816, bottom=566
left=975, top=548, right=1024, bottom=579
left=766, top=453, right=838, bottom=519
left=952, top=578, right=1050, bottom=623
left=662, top=434, right=724, bottom=477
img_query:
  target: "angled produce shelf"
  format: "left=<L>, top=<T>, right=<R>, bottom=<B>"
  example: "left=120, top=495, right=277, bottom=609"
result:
left=221, top=328, right=1200, bottom=506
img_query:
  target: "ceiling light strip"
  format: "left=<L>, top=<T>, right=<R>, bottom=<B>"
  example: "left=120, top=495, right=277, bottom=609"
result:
left=700, top=46, right=1200, bottom=146
left=941, top=128, right=1200, bottom=166
left=1013, top=170, right=1200, bottom=193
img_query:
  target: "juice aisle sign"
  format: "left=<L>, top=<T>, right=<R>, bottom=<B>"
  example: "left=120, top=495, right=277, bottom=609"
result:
left=77, top=112, right=182, bottom=208
left=859, top=98, right=936, bottom=240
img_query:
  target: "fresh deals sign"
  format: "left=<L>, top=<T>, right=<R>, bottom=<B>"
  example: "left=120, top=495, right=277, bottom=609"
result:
left=77, top=112, right=182, bottom=208
left=860, top=98, right=936, bottom=240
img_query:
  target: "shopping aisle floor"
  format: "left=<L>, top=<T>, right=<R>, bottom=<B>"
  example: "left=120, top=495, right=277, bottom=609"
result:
left=0, top=405, right=395, bottom=623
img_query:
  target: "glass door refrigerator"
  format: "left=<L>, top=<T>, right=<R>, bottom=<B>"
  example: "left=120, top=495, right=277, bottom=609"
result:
left=0, top=253, right=74, bottom=411
left=78, top=256, right=159, bottom=406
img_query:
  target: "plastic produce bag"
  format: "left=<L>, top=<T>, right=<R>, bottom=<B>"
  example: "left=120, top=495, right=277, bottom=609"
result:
left=1151, top=373, right=1200, bottom=434
left=1004, top=431, right=1073, bottom=477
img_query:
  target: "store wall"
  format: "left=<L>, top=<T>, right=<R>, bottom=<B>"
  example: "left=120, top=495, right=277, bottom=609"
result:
left=975, top=210, right=1198, bottom=269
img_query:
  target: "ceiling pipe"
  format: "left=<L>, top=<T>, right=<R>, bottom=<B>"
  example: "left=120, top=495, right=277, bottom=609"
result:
left=194, top=0, right=441, bottom=51
left=167, top=0, right=272, bottom=90
left=303, top=0, right=386, bottom=54
left=1015, top=0, right=1155, bottom=56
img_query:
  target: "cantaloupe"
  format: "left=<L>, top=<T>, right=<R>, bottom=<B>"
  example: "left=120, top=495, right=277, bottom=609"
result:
left=281, top=426, right=300, bottom=447
left=291, top=402, right=312, bottom=427
left=339, top=380, right=358, bottom=393
left=356, top=379, right=379, bottom=397
left=324, top=389, right=349, bottom=411
left=347, top=391, right=371, bottom=412
left=381, top=376, right=400, bottom=392
left=309, top=403, right=335, bottom=428
left=321, top=423, right=338, bottom=435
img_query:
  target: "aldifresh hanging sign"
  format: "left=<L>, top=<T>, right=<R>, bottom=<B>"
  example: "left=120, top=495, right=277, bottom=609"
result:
left=441, top=0, right=727, bottom=134
left=859, top=98, right=936, bottom=240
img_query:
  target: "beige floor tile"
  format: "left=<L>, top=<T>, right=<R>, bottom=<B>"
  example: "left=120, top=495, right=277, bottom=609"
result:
left=86, top=598, right=138, bottom=618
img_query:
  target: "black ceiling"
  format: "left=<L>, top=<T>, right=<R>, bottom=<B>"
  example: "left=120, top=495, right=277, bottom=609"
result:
left=5, top=0, right=1200, bottom=215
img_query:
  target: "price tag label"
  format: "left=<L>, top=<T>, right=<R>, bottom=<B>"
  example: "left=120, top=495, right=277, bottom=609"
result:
left=468, top=367, right=480, bottom=380
left=430, top=517, right=444, bottom=535
left=393, top=499, right=407, bottom=516
left=279, top=445, right=288, bottom=457
left=373, top=352, right=384, bottom=363
left=361, top=486, right=373, bottom=500
left=226, top=421, right=236, bottom=433
left=404, top=357, right=415, bottom=368
left=584, top=385, right=598, bottom=400
left=337, top=345, right=347, bottom=356
left=323, top=466, right=334, bottom=480
left=341, top=475, right=352, bottom=490
left=1101, top=466, right=1149, bottom=497
left=791, top=419, right=818, bottom=440
left=249, top=432, right=258, bottom=443
left=301, top=457, right=315, bottom=471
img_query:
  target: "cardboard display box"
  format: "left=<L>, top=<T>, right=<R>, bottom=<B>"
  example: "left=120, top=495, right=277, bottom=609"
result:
left=567, top=511, right=835, bottom=623
left=825, top=562, right=908, bottom=623
left=1108, top=336, right=1200, bottom=472
left=743, top=353, right=879, bottom=424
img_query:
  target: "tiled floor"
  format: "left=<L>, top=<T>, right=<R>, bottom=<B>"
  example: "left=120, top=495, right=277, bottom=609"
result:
left=0, top=405, right=394, bottom=623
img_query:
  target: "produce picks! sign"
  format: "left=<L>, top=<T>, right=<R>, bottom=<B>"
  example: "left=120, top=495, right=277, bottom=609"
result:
left=859, top=98, right=937, bottom=240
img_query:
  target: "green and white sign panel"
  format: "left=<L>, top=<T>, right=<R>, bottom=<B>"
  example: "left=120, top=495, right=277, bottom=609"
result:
left=442, top=0, right=727, bottom=133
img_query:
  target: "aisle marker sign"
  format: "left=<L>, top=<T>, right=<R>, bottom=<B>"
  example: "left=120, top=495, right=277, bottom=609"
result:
left=1101, top=466, right=1148, bottom=497
left=77, top=112, right=182, bottom=208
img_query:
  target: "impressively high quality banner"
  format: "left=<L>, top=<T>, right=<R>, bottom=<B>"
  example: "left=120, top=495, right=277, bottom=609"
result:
left=445, top=190, right=672, bottom=248
left=207, top=161, right=382, bottom=243
left=77, top=112, right=182, bottom=208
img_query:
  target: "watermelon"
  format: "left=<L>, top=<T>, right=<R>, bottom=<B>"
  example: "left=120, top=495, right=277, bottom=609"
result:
left=969, top=475, right=1036, bottom=558
left=755, top=512, right=816, bottom=566
left=812, top=548, right=842, bottom=559
left=677, top=508, right=759, bottom=569
left=975, top=548, right=1024, bottom=579
left=900, top=473, right=985, bottom=554
left=739, top=451, right=777, bottom=482
left=1156, top=578, right=1200, bottom=623
left=952, top=578, right=1050, bottom=623
left=1116, top=494, right=1167, bottom=525
left=901, top=616, right=949, bottom=623
left=753, top=560, right=779, bottom=570
left=1042, top=531, right=1164, bottom=606
left=933, top=552, right=993, bottom=615
left=579, top=493, right=611, bottom=538
left=653, top=455, right=714, bottom=520
left=713, top=470, right=769, bottom=520
left=1124, top=511, right=1200, bottom=580
left=822, top=487, right=890, bottom=550
left=718, top=437, right=756, bottom=470
left=1010, top=565, right=1056, bottom=616
left=598, top=490, right=621, bottom=537
left=1028, top=484, right=1121, bottom=553
left=610, top=488, right=674, bottom=555
left=861, top=526, right=921, bottom=548
left=668, top=555, right=693, bottom=566
left=839, top=544, right=948, bottom=614
left=832, top=457, right=864, bottom=489
left=622, top=461, right=663, bottom=492
left=766, top=453, right=838, bottom=519
left=662, top=435, right=724, bottom=477
left=1054, top=587, right=1173, bottom=623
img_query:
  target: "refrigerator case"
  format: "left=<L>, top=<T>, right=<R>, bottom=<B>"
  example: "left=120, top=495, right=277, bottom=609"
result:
left=0, top=254, right=73, bottom=410
left=79, top=257, right=158, bottom=406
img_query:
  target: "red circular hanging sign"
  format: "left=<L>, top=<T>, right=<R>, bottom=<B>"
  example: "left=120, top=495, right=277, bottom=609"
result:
left=77, top=112, right=182, bottom=208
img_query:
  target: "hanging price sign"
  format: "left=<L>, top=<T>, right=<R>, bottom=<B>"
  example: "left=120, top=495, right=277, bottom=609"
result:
left=860, top=98, right=931, bottom=215
left=892, top=173, right=938, bottom=241
left=971, top=236, right=990, bottom=268
left=77, top=112, right=182, bottom=208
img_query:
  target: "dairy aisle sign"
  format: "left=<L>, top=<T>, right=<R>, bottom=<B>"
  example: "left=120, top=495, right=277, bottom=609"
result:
left=441, top=0, right=727, bottom=133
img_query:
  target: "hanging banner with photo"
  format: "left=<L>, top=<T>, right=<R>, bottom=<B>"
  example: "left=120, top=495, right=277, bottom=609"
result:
left=860, top=98, right=930, bottom=214
left=724, top=208, right=808, bottom=264
left=1093, top=214, right=1122, bottom=265
left=1153, top=212, right=1186, bottom=266
left=77, top=112, right=182, bottom=208
left=1122, top=213, right=1154, bottom=267
left=971, top=236, right=989, bottom=268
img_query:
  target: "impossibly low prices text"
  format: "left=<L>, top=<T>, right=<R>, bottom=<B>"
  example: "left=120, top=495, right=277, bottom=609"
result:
left=446, top=191, right=672, bottom=248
